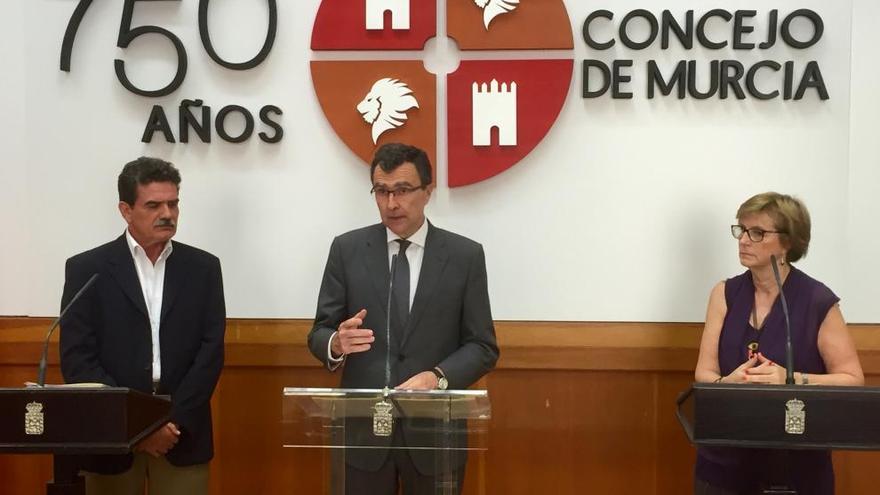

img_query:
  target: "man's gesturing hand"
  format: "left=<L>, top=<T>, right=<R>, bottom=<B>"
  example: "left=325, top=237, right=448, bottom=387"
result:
left=331, top=309, right=374, bottom=357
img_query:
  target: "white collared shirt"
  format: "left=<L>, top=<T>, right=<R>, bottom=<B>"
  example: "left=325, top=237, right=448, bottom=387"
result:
left=327, top=219, right=429, bottom=367
left=385, top=218, right=428, bottom=312
left=125, top=229, right=173, bottom=383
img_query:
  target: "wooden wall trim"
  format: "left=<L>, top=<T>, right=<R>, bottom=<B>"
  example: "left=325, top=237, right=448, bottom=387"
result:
left=2, top=317, right=878, bottom=372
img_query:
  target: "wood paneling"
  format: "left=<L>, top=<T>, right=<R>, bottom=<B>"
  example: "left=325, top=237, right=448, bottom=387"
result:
left=1, top=318, right=879, bottom=494
left=487, top=370, right=657, bottom=493
left=0, top=364, right=60, bottom=495
left=212, top=367, right=335, bottom=494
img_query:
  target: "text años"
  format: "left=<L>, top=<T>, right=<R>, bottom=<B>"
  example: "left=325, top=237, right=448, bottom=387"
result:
left=61, top=0, right=283, bottom=142
left=142, top=100, right=283, bottom=144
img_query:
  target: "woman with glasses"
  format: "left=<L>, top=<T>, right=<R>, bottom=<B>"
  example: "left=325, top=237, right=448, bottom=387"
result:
left=693, top=192, right=864, bottom=495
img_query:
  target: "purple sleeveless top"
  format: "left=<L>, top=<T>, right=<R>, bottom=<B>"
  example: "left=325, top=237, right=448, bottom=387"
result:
left=695, top=267, right=840, bottom=494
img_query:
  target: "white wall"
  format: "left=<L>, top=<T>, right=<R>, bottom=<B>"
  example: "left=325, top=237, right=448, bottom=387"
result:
left=2, top=0, right=877, bottom=322
left=0, top=1, right=28, bottom=315
left=846, top=0, right=880, bottom=322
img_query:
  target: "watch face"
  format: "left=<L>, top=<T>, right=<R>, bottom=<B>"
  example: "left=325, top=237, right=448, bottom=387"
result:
left=438, top=377, right=448, bottom=390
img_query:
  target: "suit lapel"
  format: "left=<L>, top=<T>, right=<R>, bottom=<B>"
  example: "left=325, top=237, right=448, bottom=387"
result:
left=160, top=243, right=182, bottom=323
left=363, top=224, right=391, bottom=318
left=401, top=223, right=448, bottom=348
left=107, top=235, right=148, bottom=318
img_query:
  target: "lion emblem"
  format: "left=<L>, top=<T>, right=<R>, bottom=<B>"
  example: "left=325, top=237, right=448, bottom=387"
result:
left=474, top=0, right=520, bottom=30
left=356, top=78, right=419, bottom=144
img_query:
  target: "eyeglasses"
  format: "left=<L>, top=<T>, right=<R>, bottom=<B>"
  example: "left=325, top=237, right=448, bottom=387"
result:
left=731, top=224, right=786, bottom=242
left=370, top=185, right=426, bottom=199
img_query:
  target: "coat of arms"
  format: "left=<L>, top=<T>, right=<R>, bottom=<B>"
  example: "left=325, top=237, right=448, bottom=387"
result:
left=784, top=399, right=806, bottom=435
left=25, top=402, right=44, bottom=436
left=372, top=400, right=393, bottom=437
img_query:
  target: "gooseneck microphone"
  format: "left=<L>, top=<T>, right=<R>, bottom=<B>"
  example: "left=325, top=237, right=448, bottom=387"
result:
left=37, top=273, right=99, bottom=387
left=770, top=255, right=795, bottom=385
left=384, top=255, right=398, bottom=389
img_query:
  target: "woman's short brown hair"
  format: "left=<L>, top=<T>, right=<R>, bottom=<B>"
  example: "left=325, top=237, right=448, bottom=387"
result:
left=737, top=192, right=811, bottom=263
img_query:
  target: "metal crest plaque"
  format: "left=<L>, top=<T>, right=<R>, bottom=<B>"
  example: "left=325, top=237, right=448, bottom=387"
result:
left=25, top=402, right=45, bottom=436
left=784, top=398, right=806, bottom=435
left=372, top=400, right=393, bottom=437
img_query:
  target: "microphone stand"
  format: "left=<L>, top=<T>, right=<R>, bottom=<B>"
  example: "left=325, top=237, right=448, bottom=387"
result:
left=770, top=255, right=795, bottom=385
left=37, top=273, right=99, bottom=387
left=763, top=255, right=798, bottom=495
left=372, top=255, right=398, bottom=438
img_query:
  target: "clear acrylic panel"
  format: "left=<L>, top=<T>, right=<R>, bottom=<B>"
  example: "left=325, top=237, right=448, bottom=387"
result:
left=281, top=388, right=491, bottom=495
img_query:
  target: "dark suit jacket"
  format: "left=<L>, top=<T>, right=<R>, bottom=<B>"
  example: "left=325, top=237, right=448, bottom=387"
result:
left=308, top=222, right=499, bottom=473
left=60, top=235, right=225, bottom=473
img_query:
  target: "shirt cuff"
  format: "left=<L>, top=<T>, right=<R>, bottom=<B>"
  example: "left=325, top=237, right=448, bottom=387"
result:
left=326, top=331, right=345, bottom=371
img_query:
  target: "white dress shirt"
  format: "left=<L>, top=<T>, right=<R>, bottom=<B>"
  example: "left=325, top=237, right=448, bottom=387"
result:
left=385, top=219, right=428, bottom=312
left=327, top=219, right=429, bottom=367
left=125, top=229, right=173, bottom=383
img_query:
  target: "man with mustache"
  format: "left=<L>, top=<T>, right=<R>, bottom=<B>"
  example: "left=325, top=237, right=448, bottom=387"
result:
left=59, top=157, right=225, bottom=495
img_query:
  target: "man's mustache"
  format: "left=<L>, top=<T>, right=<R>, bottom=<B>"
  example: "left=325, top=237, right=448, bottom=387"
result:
left=154, top=218, right=176, bottom=228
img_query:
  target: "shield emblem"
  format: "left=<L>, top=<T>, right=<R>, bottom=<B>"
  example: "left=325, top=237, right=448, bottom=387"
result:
left=784, top=399, right=806, bottom=435
left=25, top=402, right=44, bottom=436
left=372, top=400, right=394, bottom=437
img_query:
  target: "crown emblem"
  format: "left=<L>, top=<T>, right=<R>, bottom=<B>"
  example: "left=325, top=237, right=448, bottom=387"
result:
left=785, top=399, right=805, bottom=413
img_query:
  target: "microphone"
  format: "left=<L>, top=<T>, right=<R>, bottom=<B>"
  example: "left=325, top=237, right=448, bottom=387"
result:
left=384, top=254, right=398, bottom=389
left=770, top=255, right=795, bottom=385
left=37, top=273, right=99, bottom=387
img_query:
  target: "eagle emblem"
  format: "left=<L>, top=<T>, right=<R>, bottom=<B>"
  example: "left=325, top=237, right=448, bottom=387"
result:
left=473, top=0, right=520, bottom=30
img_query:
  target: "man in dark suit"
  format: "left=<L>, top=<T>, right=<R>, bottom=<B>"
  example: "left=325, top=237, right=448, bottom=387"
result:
left=60, top=157, right=225, bottom=495
left=308, top=143, right=499, bottom=494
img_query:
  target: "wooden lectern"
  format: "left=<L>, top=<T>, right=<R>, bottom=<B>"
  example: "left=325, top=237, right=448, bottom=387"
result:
left=0, top=387, right=171, bottom=495
left=677, top=383, right=880, bottom=493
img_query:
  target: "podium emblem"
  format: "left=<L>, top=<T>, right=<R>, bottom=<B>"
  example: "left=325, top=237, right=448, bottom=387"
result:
left=784, top=399, right=806, bottom=435
left=372, top=400, right=394, bottom=437
left=25, top=402, right=44, bottom=436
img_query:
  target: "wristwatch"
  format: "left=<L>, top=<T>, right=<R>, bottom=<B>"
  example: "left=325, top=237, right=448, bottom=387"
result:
left=432, top=367, right=448, bottom=390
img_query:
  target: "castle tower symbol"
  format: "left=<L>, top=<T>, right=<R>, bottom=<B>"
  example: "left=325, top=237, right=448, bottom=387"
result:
left=365, top=0, right=410, bottom=30
left=472, top=79, right=518, bottom=146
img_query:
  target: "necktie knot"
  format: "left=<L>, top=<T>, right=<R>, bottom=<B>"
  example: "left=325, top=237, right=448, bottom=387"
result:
left=396, top=239, right=411, bottom=256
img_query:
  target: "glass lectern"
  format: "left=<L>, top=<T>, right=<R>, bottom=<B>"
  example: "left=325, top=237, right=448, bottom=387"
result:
left=282, top=387, right=490, bottom=495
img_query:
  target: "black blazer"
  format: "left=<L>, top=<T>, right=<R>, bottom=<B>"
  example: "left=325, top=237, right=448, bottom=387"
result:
left=60, top=235, right=225, bottom=473
left=308, top=222, right=499, bottom=473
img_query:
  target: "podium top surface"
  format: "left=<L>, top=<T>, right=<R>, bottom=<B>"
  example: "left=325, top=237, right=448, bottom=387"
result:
left=283, top=388, right=491, bottom=420
left=283, top=387, right=487, bottom=398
